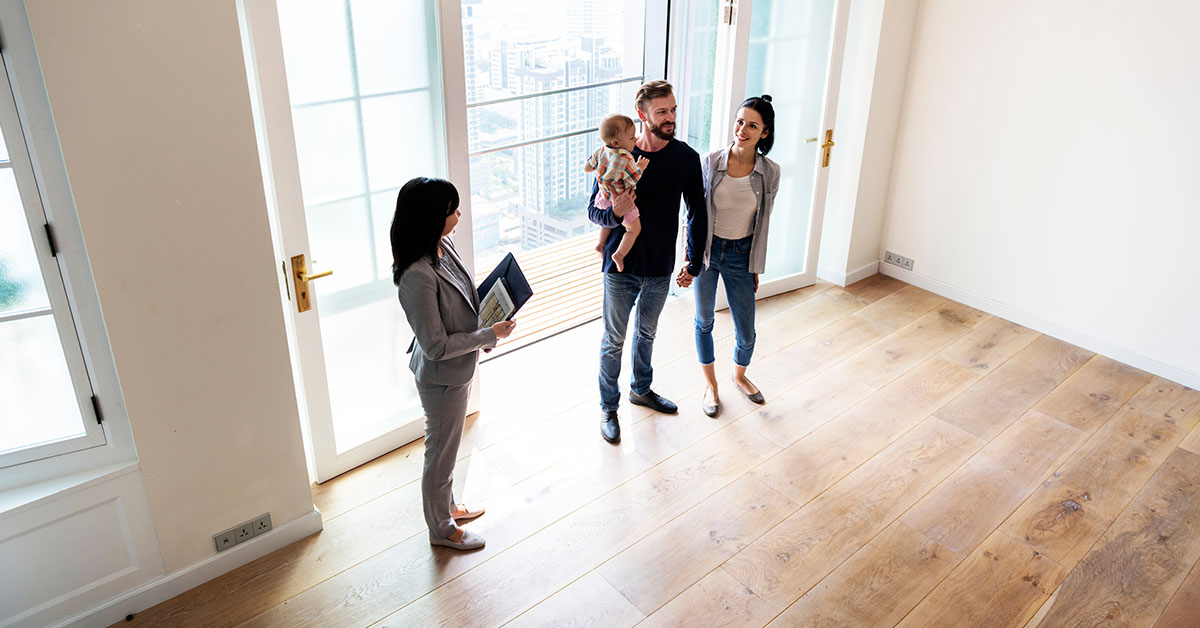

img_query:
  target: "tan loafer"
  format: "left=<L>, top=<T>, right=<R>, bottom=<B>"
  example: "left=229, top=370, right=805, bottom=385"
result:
left=452, top=503, right=485, bottom=522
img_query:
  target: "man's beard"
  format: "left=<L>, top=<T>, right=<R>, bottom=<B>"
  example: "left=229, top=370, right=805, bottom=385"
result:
left=647, top=120, right=675, bottom=140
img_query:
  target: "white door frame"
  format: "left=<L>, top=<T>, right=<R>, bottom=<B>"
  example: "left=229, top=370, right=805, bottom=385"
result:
left=241, top=0, right=472, bottom=483
left=687, top=0, right=852, bottom=305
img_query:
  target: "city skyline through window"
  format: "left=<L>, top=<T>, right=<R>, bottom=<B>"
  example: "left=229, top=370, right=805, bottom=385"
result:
left=461, top=0, right=647, bottom=273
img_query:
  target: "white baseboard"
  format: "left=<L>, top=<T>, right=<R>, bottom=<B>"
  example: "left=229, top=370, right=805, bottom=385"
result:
left=817, top=261, right=880, bottom=287
left=878, top=265, right=1200, bottom=390
left=56, top=507, right=323, bottom=628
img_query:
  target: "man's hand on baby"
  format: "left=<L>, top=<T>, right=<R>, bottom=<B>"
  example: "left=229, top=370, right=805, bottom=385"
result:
left=611, top=188, right=636, bottom=218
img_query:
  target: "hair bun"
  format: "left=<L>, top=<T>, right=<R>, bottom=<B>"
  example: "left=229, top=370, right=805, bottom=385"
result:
left=761, top=94, right=772, bottom=103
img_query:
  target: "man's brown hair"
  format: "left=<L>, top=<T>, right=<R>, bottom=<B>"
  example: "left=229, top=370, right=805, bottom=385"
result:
left=635, top=80, right=674, bottom=113
left=599, top=114, right=635, bottom=147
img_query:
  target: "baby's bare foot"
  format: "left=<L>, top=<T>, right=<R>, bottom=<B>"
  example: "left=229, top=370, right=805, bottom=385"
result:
left=612, top=252, right=625, bottom=272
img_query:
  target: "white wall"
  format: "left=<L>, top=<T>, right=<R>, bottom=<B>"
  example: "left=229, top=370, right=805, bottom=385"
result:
left=24, top=0, right=315, bottom=573
left=882, top=0, right=1200, bottom=386
left=818, top=0, right=918, bottom=285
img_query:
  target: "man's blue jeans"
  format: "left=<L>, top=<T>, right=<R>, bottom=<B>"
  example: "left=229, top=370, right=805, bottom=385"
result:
left=694, top=235, right=757, bottom=367
left=599, top=273, right=669, bottom=411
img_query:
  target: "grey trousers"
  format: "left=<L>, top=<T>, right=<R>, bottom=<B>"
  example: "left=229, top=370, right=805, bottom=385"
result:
left=415, top=380, right=471, bottom=539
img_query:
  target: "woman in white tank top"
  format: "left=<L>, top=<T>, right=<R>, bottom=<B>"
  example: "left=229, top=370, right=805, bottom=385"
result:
left=693, top=96, right=781, bottom=417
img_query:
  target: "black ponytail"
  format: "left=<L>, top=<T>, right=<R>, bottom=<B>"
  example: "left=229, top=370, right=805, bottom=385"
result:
left=390, top=177, right=460, bottom=284
left=739, top=94, right=776, bottom=156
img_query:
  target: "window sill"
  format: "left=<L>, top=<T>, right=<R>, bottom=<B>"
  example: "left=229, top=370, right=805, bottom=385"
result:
left=0, top=459, right=140, bottom=517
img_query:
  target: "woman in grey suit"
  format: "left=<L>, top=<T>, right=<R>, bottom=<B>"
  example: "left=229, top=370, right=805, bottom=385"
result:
left=391, top=177, right=515, bottom=551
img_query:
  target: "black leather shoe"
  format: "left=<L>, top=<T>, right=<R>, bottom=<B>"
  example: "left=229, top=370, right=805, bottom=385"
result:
left=629, top=389, right=678, bottom=414
left=601, top=410, right=621, bottom=444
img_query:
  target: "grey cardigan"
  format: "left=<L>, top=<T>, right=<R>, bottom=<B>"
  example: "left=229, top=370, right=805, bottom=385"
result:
left=398, top=237, right=497, bottom=386
left=701, top=147, right=781, bottom=274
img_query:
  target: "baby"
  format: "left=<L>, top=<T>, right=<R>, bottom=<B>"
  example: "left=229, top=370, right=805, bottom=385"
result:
left=584, top=113, right=649, bottom=272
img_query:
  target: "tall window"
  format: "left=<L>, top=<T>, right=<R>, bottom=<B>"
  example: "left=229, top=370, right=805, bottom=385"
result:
left=0, top=48, right=103, bottom=470
left=461, top=0, right=649, bottom=273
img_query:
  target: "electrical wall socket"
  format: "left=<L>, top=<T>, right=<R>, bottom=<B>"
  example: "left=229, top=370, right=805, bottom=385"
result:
left=883, top=250, right=915, bottom=272
left=213, top=512, right=272, bottom=553
left=213, top=529, right=237, bottom=552
left=251, top=513, right=272, bottom=535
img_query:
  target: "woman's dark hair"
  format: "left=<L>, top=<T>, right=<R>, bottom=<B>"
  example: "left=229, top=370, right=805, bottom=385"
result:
left=390, top=176, right=460, bottom=284
left=739, top=94, right=775, bottom=156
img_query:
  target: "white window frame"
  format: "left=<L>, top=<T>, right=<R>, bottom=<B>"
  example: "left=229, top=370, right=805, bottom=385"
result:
left=0, top=0, right=134, bottom=491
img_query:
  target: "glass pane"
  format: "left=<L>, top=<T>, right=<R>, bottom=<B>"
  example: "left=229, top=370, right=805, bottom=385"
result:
left=361, top=92, right=438, bottom=191
left=280, top=0, right=446, bottom=456
left=460, top=0, right=646, bottom=104
left=350, top=0, right=431, bottom=96
left=469, top=132, right=601, bottom=272
left=467, top=82, right=638, bottom=154
left=291, top=102, right=365, bottom=206
left=684, top=0, right=721, bottom=152
left=308, top=197, right=375, bottom=294
left=319, top=299, right=423, bottom=453
left=0, top=171, right=49, bottom=314
left=744, top=0, right=835, bottom=280
left=277, top=0, right=355, bottom=106
left=0, top=314, right=85, bottom=455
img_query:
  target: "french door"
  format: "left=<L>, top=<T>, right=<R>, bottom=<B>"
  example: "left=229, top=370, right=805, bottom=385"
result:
left=241, top=0, right=470, bottom=483
left=676, top=0, right=851, bottom=300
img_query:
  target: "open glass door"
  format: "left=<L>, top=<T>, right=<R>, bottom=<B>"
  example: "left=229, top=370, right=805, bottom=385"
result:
left=681, top=0, right=851, bottom=301
left=241, top=0, right=454, bottom=482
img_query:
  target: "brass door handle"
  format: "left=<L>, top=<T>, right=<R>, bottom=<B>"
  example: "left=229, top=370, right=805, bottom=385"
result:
left=301, top=269, right=333, bottom=282
left=290, top=254, right=333, bottom=313
left=820, top=129, right=835, bottom=167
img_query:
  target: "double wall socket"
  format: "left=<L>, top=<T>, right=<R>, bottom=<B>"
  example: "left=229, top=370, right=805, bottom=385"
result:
left=883, top=250, right=915, bottom=271
left=213, top=512, right=272, bottom=552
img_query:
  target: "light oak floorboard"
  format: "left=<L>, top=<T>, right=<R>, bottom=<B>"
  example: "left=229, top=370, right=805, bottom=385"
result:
left=901, top=409, right=1087, bottom=555
left=1001, top=378, right=1200, bottom=567
left=935, top=335, right=1093, bottom=441
left=1154, top=554, right=1200, bottom=628
left=768, top=521, right=960, bottom=628
left=840, top=272, right=905, bottom=304
left=636, top=569, right=776, bottom=628
left=721, top=416, right=984, bottom=610
left=896, top=531, right=1068, bottom=628
left=501, top=572, right=643, bottom=628
left=1032, top=354, right=1153, bottom=434
left=751, top=357, right=980, bottom=506
left=596, top=475, right=794, bottom=615
left=1032, top=448, right=1200, bottom=627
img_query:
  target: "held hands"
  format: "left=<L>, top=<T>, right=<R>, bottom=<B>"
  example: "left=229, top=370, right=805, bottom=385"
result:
left=492, top=320, right=516, bottom=339
left=611, top=187, right=636, bottom=218
left=675, top=264, right=695, bottom=288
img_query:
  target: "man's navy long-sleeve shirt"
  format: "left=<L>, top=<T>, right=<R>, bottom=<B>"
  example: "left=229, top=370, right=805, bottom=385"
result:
left=587, top=138, right=707, bottom=277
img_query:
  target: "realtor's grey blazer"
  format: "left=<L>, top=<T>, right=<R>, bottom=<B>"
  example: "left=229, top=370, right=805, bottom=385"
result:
left=398, top=237, right=497, bottom=386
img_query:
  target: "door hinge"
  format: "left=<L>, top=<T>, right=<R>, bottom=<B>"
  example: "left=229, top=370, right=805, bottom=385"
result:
left=44, top=223, right=59, bottom=257
left=91, top=395, right=104, bottom=424
left=722, top=0, right=737, bottom=25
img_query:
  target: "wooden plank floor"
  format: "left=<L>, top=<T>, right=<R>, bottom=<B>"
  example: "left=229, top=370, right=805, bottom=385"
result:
left=115, top=275, right=1200, bottom=628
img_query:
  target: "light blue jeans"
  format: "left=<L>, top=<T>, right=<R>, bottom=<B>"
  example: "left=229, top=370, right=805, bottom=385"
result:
left=599, top=273, right=670, bottom=411
left=694, top=235, right=757, bottom=367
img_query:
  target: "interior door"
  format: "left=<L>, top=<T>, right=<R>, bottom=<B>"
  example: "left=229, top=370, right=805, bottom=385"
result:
left=683, top=0, right=851, bottom=302
left=241, top=0, right=459, bottom=483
